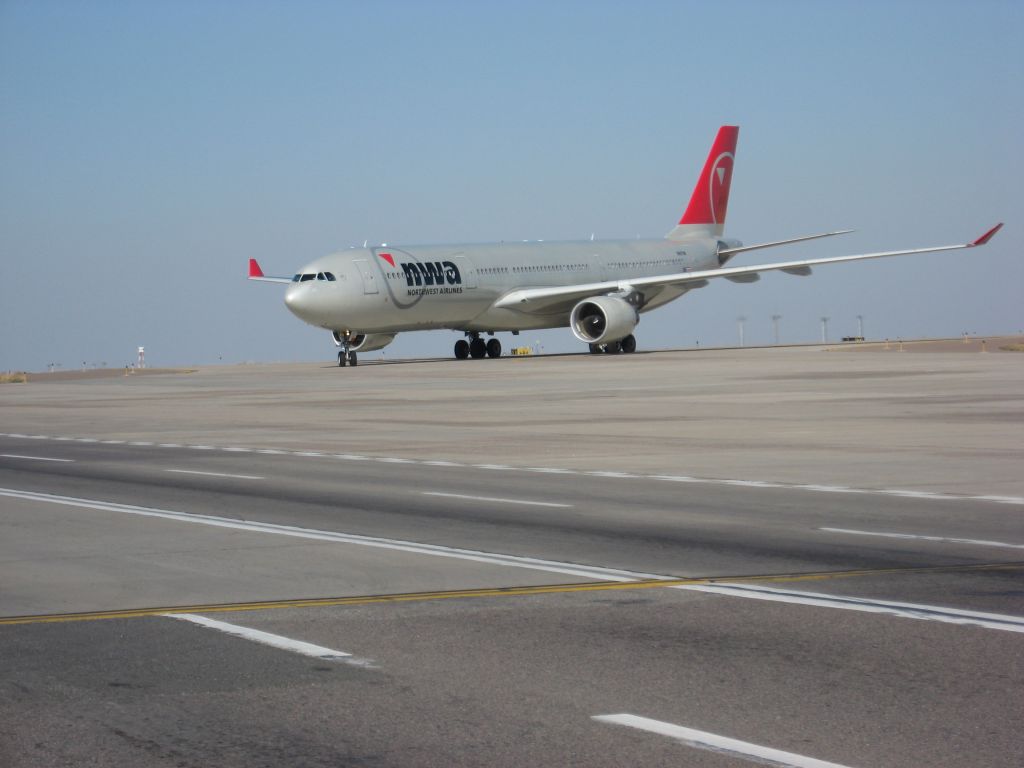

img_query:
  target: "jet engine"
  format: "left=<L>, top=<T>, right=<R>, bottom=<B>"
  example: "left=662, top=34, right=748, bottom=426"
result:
left=569, top=296, right=638, bottom=344
left=333, top=332, right=397, bottom=352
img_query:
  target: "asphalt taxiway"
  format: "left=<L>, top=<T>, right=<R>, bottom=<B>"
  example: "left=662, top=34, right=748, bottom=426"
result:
left=1, top=345, right=1022, bottom=766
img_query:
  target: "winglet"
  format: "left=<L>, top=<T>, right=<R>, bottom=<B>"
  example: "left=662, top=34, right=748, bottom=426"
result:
left=248, top=258, right=265, bottom=278
left=970, top=223, right=1003, bottom=247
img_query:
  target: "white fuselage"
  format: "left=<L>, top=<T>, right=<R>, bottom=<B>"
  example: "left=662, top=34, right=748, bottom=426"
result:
left=284, top=236, right=726, bottom=336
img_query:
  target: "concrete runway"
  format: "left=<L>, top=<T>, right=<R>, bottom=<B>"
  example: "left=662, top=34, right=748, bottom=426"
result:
left=1, top=346, right=1022, bottom=767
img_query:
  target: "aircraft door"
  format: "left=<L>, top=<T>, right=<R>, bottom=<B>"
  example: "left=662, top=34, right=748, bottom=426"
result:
left=353, top=260, right=379, bottom=295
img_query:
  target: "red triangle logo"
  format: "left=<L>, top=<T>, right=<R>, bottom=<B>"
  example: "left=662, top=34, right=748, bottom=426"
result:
left=379, top=252, right=395, bottom=267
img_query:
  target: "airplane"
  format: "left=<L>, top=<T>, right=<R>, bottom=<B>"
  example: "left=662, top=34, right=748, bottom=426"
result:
left=249, top=126, right=1002, bottom=366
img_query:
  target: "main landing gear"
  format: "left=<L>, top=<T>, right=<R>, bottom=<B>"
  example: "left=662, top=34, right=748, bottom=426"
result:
left=589, top=334, right=637, bottom=354
left=454, top=333, right=502, bottom=360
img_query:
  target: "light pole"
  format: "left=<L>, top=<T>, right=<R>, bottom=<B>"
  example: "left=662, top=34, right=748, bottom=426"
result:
left=820, top=316, right=830, bottom=344
left=856, top=314, right=864, bottom=339
left=771, top=314, right=782, bottom=345
left=737, top=315, right=746, bottom=347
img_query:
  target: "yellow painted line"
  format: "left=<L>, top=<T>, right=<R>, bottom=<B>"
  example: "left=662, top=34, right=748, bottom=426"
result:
left=2, top=562, right=1020, bottom=626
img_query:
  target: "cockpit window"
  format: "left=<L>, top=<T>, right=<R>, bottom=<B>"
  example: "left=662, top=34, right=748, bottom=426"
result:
left=300, top=273, right=315, bottom=282
left=292, top=274, right=301, bottom=282
left=324, top=272, right=336, bottom=281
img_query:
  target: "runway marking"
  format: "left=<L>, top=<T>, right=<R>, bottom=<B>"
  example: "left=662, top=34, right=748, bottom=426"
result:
left=2, top=564, right=1021, bottom=626
left=0, top=454, right=74, bottom=463
left=164, top=469, right=264, bottom=481
left=163, top=613, right=370, bottom=665
left=422, top=491, right=571, bottom=508
left=593, top=714, right=854, bottom=768
left=676, top=583, right=1024, bottom=633
left=2, top=432, right=1018, bottom=506
left=822, top=527, right=1024, bottom=550
left=0, top=487, right=658, bottom=583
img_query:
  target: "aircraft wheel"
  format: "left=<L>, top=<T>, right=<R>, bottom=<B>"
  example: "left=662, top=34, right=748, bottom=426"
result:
left=469, top=337, right=487, bottom=359
left=620, top=334, right=637, bottom=353
left=486, top=338, right=502, bottom=358
left=589, top=344, right=603, bottom=354
left=338, top=351, right=347, bottom=367
left=607, top=341, right=623, bottom=354
left=348, top=352, right=358, bottom=366
left=454, top=339, right=470, bottom=360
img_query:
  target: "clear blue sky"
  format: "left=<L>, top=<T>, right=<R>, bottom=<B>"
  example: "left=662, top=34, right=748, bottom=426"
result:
left=2, top=1, right=1021, bottom=370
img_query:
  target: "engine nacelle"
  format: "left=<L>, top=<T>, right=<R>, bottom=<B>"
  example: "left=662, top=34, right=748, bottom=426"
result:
left=333, top=332, right=397, bottom=352
left=569, top=296, right=639, bottom=344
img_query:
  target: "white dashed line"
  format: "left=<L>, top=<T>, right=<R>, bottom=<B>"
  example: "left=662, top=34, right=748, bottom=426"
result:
left=422, top=491, right=572, bottom=509
left=593, top=714, right=855, bottom=768
left=163, top=614, right=369, bottom=665
left=1, top=454, right=74, bottom=463
left=165, top=469, right=264, bottom=480
left=0, top=432, right=1020, bottom=506
left=821, top=527, right=1024, bottom=550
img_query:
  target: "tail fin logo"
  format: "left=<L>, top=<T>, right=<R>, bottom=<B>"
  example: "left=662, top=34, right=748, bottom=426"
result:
left=709, top=152, right=734, bottom=225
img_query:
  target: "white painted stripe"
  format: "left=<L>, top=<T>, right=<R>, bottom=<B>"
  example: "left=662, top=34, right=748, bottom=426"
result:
left=1, top=454, right=74, bottom=463
left=473, top=464, right=513, bottom=470
left=375, top=457, right=414, bottom=463
left=821, top=527, right=1024, bottom=550
left=587, top=471, right=636, bottom=478
left=164, top=469, right=264, bottom=481
left=525, top=467, right=576, bottom=474
left=163, top=614, right=363, bottom=663
left=158, top=443, right=182, bottom=448
left=675, top=583, right=1024, bottom=633
left=0, top=487, right=662, bottom=582
left=128, top=441, right=154, bottom=446
left=422, top=460, right=463, bottom=467
left=221, top=447, right=253, bottom=453
left=189, top=445, right=215, bottom=450
left=100, top=440, right=125, bottom=444
left=333, top=454, right=369, bottom=461
left=793, top=484, right=853, bottom=493
left=422, top=491, right=572, bottom=509
left=593, top=714, right=854, bottom=768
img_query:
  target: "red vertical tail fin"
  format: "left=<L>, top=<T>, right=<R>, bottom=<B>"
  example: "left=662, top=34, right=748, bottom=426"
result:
left=667, top=125, right=739, bottom=240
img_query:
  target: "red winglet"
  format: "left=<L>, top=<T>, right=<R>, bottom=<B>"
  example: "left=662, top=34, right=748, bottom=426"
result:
left=970, top=223, right=1004, bottom=246
left=248, top=258, right=265, bottom=278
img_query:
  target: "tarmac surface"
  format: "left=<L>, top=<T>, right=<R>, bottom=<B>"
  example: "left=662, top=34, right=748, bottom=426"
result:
left=1, top=343, right=1022, bottom=767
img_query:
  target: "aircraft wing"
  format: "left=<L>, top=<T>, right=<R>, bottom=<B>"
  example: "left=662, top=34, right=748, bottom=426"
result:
left=493, top=224, right=1003, bottom=314
left=248, top=258, right=292, bottom=284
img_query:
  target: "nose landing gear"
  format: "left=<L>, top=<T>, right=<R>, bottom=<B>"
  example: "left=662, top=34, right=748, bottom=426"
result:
left=334, top=330, right=358, bottom=367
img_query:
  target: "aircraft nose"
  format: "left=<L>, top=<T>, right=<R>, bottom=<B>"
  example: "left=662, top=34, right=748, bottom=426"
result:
left=284, top=283, right=312, bottom=320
